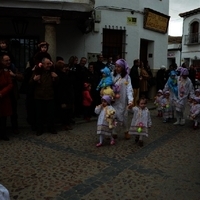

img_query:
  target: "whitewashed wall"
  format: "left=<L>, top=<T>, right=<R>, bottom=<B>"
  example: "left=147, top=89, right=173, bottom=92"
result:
left=181, top=13, right=200, bottom=65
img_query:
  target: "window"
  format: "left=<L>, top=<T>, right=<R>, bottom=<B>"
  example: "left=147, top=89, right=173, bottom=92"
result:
left=1, top=36, right=38, bottom=72
left=190, top=21, right=199, bottom=43
left=102, top=29, right=126, bottom=60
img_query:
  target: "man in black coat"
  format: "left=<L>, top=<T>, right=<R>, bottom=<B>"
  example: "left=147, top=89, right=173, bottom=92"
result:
left=129, top=59, right=141, bottom=106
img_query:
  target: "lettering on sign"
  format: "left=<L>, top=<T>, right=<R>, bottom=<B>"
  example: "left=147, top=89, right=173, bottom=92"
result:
left=144, top=8, right=170, bottom=34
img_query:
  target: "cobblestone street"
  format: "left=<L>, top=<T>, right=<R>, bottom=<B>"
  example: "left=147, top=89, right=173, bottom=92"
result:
left=0, top=96, right=200, bottom=200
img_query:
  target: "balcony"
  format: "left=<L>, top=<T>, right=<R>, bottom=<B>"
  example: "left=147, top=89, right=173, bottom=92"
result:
left=184, top=33, right=200, bottom=45
left=0, top=0, right=94, bottom=12
left=0, top=0, right=95, bottom=20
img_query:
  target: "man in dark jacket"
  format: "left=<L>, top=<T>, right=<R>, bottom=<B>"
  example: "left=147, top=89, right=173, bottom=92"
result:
left=30, top=57, right=58, bottom=136
left=129, top=59, right=141, bottom=106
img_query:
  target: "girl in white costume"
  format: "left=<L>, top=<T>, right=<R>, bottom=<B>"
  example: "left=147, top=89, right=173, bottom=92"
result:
left=161, top=91, right=173, bottom=123
left=154, top=89, right=163, bottom=117
left=128, top=97, right=152, bottom=147
left=95, top=95, right=116, bottom=147
left=111, top=59, right=133, bottom=139
left=189, top=96, right=200, bottom=130
left=174, top=68, right=194, bottom=125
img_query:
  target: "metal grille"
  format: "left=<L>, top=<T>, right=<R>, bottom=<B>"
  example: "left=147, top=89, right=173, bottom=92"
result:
left=1, top=36, right=39, bottom=73
left=102, top=29, right=126, bottom=60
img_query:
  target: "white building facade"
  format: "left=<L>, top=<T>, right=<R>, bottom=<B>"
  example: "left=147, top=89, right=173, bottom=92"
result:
left=0, top=0, right=169, bottom=74
left=180, top=8, right=200, bottom=68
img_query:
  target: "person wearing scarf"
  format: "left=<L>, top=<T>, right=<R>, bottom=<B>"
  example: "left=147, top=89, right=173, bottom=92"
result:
left=112, top=59, right=133, bottom=139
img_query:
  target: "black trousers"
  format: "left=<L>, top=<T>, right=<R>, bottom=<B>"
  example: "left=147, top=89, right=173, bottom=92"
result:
left=0, top=117, right=7, bottom=137
left=35, top=99, right=55, bottom=132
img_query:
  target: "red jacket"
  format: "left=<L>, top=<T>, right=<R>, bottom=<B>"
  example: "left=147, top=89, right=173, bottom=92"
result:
left=0, top=70, right=13, bottom=117
left=82, top=90, right=93, bottom=106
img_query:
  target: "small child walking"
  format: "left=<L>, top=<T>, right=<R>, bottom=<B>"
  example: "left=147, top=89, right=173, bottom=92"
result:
left=189, top=96, right=200, bottom=130
left=95, top=95, right=116, bottom=147
left=82, top=83, right=93, bottom=122
left=154, top=90, right=163, bottom=117
left=128, top=97, right=152, bottom=147
left=161, top=91, right=173, bottom=123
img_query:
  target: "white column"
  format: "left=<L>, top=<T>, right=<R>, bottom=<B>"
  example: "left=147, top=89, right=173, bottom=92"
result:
left=42, top=16, right=60, bottom=63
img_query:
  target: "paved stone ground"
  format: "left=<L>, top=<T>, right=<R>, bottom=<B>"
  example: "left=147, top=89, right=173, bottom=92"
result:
left=0, top=95, right=200, bottom=200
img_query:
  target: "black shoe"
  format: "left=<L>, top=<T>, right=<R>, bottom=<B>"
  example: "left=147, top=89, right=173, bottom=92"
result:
left=13, top=129, right=20, bottom=135
left=135, top=136, right=139, bottom=143
left=0, top=136, right=10, bottom=141
left=36, top=131, right=43, bottom=136
left=48, top=129, right=57, bottom=134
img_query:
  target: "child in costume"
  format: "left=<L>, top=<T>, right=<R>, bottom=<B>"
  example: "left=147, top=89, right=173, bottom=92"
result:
left=154, top=89, right=163, bottom=117
left=96, top=66, right=113, bottom=91
left=128, top=97, right=152, bottom=147
left=194, top=88, right=200, bottom=97
left=95, top=95, right=116, bottom=147
left=173, top=67, right=194, bottom=125
left=82, top=83, right=93, bottom=122
left=189, top=96, right=200, bottom=130
left=161, top=91, right=173, bottom=123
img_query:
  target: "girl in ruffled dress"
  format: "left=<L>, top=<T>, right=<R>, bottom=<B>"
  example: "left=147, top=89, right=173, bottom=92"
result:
left=128, top=97, right=152, bottom=147
left=161, top=91, right=173, bottom=123
left=154, top=89, right=163, bottom=117
left=189, top=96, right=200, bottom=130
left=95, top=95, right=116, bottom=147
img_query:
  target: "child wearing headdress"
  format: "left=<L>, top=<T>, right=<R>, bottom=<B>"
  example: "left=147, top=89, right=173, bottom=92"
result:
left=95, top=95, right=116, bottom=147
left=161, top=91, right=173, bottom=123
left=194, top=88, right=200, bottom=98
left=189, top=96, right=200, bottom=130
left=154, top=89, right=163, bottom=117
left=128, top=97, right=152, bottom=147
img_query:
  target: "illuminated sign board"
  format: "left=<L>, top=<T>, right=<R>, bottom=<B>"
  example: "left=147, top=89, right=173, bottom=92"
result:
left=144, top=8, right=170, bottom=34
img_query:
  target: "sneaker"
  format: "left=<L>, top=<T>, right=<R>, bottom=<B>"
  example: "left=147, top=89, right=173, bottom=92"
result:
left=48, top=129, right=57, bottom=134
left=36, top=131, right=43, bottom=136
left=0, top=135, right=10, bottom=141
left=110, top=140, right=115, bottom=145
left=96, top=143, right=103, bottom=147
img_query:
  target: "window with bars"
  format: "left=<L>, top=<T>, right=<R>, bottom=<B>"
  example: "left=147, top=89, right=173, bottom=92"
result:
left=102, top=29, right=126, bottom=60
left=0, top=36, right=39, bottom=72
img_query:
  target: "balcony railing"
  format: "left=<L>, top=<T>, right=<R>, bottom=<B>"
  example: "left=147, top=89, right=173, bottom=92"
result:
left=184, top=33, right=200, bottom=45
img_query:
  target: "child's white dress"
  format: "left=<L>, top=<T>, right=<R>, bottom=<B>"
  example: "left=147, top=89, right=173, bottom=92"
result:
left=128, top=106, right=152, bottom=137
left=95, top=105, right=116, bottom=136
left=189, top=103, right=200, bottom=123
left=154, top=95, right=163, bottom=112
left=161, top=97, right=173, bottom=119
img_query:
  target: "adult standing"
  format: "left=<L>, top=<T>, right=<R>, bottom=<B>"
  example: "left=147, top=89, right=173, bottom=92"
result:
left=139, top=62, right=149, bottom=99
left=0, top=55, right=13, bottom=141
left=84, top=62, right=99, bottom=115
left=112, top=59, right=133, bottom=139
left=1, top=54, right=23, bottom=134
left=156, top=65, right=168, bottom=90
left=189, top=64, right=196, bottom=89
left=72, top=57, right=88, bottom=117
left=30, top=58, right=58, bottom=136
left=130, top=59, right=141, bottom=106
left=94, top=54, right=106, bottom=81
